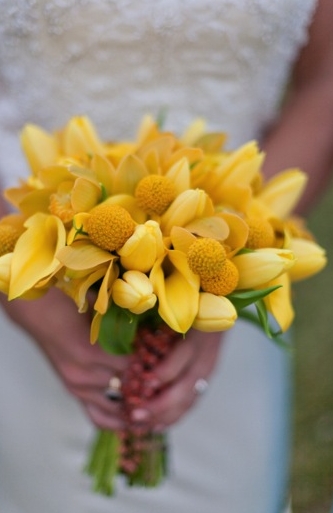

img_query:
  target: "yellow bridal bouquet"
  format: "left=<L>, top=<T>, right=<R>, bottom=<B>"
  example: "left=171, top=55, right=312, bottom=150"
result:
left=0, top=115, right=326, bottom=494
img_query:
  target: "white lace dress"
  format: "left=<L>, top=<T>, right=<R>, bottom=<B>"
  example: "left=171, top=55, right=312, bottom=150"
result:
left=0, top=1, right=317, bottom=512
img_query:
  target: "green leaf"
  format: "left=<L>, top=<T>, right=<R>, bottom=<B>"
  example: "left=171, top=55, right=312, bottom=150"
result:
left=239, top=306, right=292, bottom=352
left=227, top=285, right=282, bottom=311
left=98, top=303, right=138, bottom=355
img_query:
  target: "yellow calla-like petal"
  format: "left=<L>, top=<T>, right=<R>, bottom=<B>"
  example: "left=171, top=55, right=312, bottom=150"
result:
left=192, top=292, right=237, bottom=331
left=263, top=274, right=294, bottom=332
left=90, top=311, right=103, bottom=344
left=118, top=221, right=165, bottom=273
left=112, top=270, right=157, bottom=315
left=39, top=165, right=73, bottom=189
left=20, top=124, right=59, bottom=176
left=102, top=194, right=147, bottom=224
left=71, top=177, right=101, bottom=212
left=9, top=213, right=66, bottom=299
left=288, top=238, right=327, bottom=281
left=180, top=118, right=207, bottom=146
left=233, top=248, right=295, bottom=289
left=94, top=261, right=119, bottom=314
left=161, top=189, right=214, bottom=235
left=57, top=240, right=115, bottom=270
left=257, top=168, right=308, bottom=219
left=17, top=189, right=53, bottom=216
left=91, top=154, right=116, bottom=196
left=217, top=212, right=249, bottom=253
left=165, top=157, right=191, bottom=195
left=113, top=154, right=148, bottom=195
left=150, top=251, right=200, bottom=333
left=62, top=116, right=105, bottom=157
left=58, top=265, right=107, bottom=313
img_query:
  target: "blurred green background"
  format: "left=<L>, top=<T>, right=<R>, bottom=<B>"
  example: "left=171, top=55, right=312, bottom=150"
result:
left=291, top=181, right=333, bottom=512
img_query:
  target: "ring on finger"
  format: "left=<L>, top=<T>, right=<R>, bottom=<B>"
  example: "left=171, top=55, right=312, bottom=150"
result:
left=193, top=378, right=209, bottom=396
left=104, top=375, right=123, bottom=402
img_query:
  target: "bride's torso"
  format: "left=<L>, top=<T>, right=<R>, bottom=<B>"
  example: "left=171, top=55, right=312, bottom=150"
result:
left=0, top=0, right=317, bottom=184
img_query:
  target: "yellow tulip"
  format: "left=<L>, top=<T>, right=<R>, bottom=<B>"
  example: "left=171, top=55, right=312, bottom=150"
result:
left=288, top=238, right=327, bottom=281
left=257, top=168, right=308, bottom=219
left=161, top=189, right=214, bottom=235
left=112, top=270, right=157, bottom=315
left=9, top=213, right=66, bottom=299
left=150, top=250, right=200, bottom=333
left=192, top=292, right=237, bottom=332
left=233, top=248, right=295, bottom=289
left=118, top=221, right=165, bottom=273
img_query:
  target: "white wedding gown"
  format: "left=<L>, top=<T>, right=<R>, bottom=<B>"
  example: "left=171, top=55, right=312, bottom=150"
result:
left=0, top=1, right=317, bottom=512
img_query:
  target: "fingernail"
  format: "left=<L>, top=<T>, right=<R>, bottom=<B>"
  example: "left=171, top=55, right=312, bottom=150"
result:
left=131, top=408, right=151, bottom=423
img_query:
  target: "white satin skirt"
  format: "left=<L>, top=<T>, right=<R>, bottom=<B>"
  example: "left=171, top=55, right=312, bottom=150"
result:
left=0, top=309, right=291, bottom=513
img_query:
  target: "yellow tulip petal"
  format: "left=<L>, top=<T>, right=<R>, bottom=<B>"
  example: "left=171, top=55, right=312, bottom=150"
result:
left=20, top=124, right=59, bottom=176
left=192, top=292, right=237, bottom=331
left=170, top=227, right=196, bottom=253
left=9, top=213, right=66, bottom=299
left=57, top=241, right=115, bottom=270
left=233, top=248, right=295, bottom=289
left=118, top=221, right=165, bottom=273
left=258, top=168, right=308, bottom=218
left=161, top=189, right=214, bottom=235
left=185, top=216, right=229, bottom=241
left=288, top=238, right=327, bottom=281
left=112, top=270, right=156, bottom=315
left=263, top=274, right=294, bottom=332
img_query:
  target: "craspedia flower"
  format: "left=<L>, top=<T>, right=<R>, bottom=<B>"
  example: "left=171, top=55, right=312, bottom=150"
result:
left=135, top=175, right=177, bottom=216
left=245, top=218, right=275, bottom=249
left=187, top=238, right=227, bottom=279
left=0, top=224, right=20, bottom=256
left=201, top=259, right=239, bottom=296
left=87, top=203, right=135, bottom=252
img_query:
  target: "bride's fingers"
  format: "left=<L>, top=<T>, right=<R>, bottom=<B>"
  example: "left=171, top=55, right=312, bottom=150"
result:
left=134, top=335, right=222, bottom=429
left=153, top=329, right=222, bottom=389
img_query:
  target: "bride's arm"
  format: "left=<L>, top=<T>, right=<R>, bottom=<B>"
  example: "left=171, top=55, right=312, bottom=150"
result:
left=261, top=0, right=333, bottom=213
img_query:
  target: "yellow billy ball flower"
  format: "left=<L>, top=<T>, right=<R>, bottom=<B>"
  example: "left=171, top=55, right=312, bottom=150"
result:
left=87, top=203, right=135, bottom=252
left=135, top=175, right=177, bottom=216
left=201, top=259, right=239, bottom=296
left=0, top=224, right=20, bottom=256
left=187, top=238, right=227, bottom=280
left=245, top=218, right=275, bottom=249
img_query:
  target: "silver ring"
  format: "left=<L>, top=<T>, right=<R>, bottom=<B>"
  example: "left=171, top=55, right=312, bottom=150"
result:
left=104, top=375, right=123, bottom=402
left=193, top=378, right=209, bottom=396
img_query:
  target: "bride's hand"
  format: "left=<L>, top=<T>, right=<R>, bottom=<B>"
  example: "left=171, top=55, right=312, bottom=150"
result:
left=133, top=329, right=223, bottom=431
left=0, top=287, right=129, bottom=432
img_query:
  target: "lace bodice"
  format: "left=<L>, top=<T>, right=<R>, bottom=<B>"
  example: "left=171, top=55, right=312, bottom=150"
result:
left=0, top=0, right=317, bottom=185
